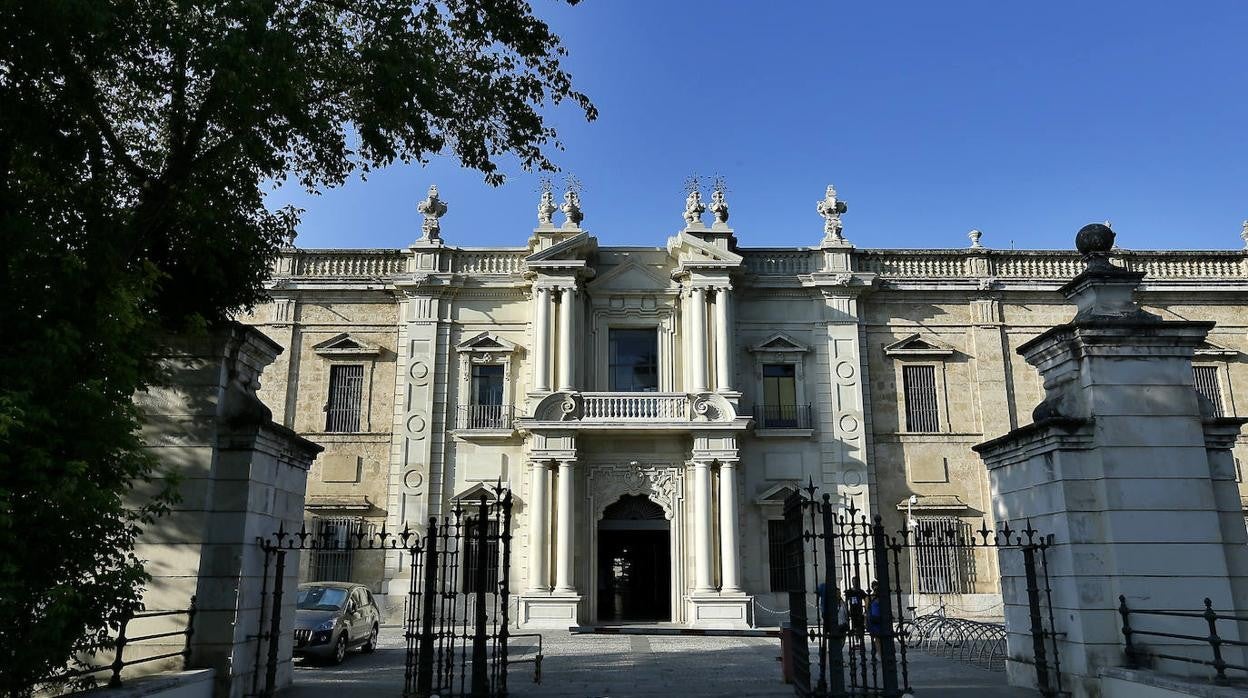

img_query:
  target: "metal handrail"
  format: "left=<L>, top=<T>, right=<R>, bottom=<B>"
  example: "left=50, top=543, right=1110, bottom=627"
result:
left=38, top=596, right=198, bottom=692
left=1119, top=595, right=1248, bottom=682
left=455, top=404, right=514, bottom=430
left=752, top=404, right=813, bottom=430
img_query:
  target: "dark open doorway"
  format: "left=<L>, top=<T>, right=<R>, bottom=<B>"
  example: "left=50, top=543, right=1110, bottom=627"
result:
left=597, top=495, right=670, bottom=622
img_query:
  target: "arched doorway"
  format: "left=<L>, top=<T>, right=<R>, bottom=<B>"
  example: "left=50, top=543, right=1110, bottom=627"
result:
left=597, top=495, right=671, bottom=622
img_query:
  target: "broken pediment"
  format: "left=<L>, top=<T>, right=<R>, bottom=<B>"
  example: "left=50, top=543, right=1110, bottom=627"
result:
left=526, top=231, right=597, bottom=264
left=456, top=331, right=521, bottom=355
left=312, top=333, right=382, bottom=357
left=748, top=333, right=810, bottom=354
left=587, top=257, right=673, bottom=293
left=666, top=231, right=743, bottom=269
left=883, top=333, right=955, bottom=358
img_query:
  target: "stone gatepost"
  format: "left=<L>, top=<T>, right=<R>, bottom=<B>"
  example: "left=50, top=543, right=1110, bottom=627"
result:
left=973, top=225, right=1248, bottom=697
left=136, top=324, right=321, bottom=697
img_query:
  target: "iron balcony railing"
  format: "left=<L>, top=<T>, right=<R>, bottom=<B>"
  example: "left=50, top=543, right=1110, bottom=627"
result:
left=753, top=404, right=813, bottom=430
left=455, top=404, right=514, bottom=430
left=1119, top=595, right=1248, bottom=682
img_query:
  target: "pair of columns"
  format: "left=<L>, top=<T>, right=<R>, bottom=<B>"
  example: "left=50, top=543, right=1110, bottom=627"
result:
left=691, top=460, right=743, bottom=594
left=532, top=285, right=577, bottom=393
left=686, top=286, right=734, bottom=393
left=527, top=459, right=576, bottom=593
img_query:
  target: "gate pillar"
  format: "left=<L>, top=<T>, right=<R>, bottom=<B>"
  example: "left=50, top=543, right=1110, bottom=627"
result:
left=974, top=226, right=1248, bottom=697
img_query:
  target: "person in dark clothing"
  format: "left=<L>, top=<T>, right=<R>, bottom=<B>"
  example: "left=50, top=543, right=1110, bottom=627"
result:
left=845, top=576, right=867, bottom=638
left=867, top=582, right=883, bottom=638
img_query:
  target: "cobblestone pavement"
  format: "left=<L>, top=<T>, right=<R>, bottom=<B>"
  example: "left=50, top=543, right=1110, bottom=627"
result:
left=285, top=628, right=1039, bottom=697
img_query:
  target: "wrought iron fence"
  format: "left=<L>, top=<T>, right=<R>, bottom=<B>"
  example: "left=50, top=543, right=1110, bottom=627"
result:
left=754, top=404, right=813, bottom=430
left=256, top=489, right=521, bottom=698
left=28, top=598, right=197, bottom=695
left=900, top=609, right=1007, bottom=670
left=1119, top=595, right=1248, bottom=682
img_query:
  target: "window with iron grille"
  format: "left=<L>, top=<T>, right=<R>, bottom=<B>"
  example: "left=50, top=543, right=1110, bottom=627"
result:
left=308, top=516, right=371, bottom=582
left=913, top=516, right=974, bottom=594
left=1194, top=366, right=1225, bottom=418
left=325, top=364, right=364, bottom=432
left=902, top=364, right=940, bottom=433
left=768, top=519, right=799, bottom=592
left=462, top=517, right=500, bottom=594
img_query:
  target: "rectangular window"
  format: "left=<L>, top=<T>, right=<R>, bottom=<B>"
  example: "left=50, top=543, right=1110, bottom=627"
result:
left=768, top=519, right=799, bottom=592
left=609, top=328, right=659, bottom=392
left=472, top=364, right=505, bottom=406
left=913, top=516, right=974, bottom=594
left=1194, top=366, right=1225, bottom=418
left=462, top=517, right=500, bottom=594
left=762, top=364, right=799, bottom=428
left=902, top=364, right=940, bottom=432
left=308, top=516, right=372, bottom=583
left=326, top=364, right=364, bottom=432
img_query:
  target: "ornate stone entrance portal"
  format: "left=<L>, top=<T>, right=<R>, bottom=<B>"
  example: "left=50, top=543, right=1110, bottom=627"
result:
left=598, top=495, right=671, bottom=622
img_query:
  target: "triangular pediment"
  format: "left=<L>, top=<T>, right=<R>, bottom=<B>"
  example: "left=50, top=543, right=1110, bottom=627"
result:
left=894, top=494, right=969, bottom=512
left=452, top=482, right=501, bottom=502
left=456, top=331, right=520, bottom=354
left=587, top=257, right=673, bottom=292
left=313, top=333, right=382, bottom=356
left=755, top=482, right=802, bottom=505
left=883, top=333, right=955, bottom=358
left=1195, top=340, right=1238, bottom=358
left=749, top=332, right=810, bottom=354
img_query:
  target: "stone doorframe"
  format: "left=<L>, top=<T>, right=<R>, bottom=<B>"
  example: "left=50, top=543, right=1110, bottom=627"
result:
left=585, top=462, right=687, bottom=624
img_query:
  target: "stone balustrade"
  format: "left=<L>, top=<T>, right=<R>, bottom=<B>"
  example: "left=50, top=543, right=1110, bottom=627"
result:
left=451, top=249, right=528, bottom=275
left=280, top=249, right=408, bottom=277
left=581, top=393, right=689, bottom=420
left=741, top=250, right=816, bottom=275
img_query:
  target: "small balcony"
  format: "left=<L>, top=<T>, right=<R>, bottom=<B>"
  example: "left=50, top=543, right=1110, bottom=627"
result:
left=519, top=391, right=748, bottom=432
left=454, top=404, right=515, bottom=433
left=752, top=404, right=813, bottom=432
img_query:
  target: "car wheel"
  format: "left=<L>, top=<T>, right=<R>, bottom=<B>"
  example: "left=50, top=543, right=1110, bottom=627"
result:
left=362, top=624, right=379, bottom=653
left=331, top=633, right=348, bottom=665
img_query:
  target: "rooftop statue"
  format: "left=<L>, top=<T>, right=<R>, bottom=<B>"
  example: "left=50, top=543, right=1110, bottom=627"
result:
left=684, top=189, right=706, bottom=227
left=416, top=184, right=448, bottom=241
left=709, top=181, right=730, bottom=227
left=537, top=188, right=557, bottom=227
left=817, top=185, right=849, bottom=244
left=561, top=189, right=583, bottom=229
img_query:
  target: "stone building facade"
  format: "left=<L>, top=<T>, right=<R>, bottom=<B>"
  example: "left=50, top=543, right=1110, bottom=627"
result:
left=237, top=185, right=1248, bottom=629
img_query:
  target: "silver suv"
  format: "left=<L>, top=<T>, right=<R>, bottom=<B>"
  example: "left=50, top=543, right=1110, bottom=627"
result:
left=293, top=583, right=381, bottom=664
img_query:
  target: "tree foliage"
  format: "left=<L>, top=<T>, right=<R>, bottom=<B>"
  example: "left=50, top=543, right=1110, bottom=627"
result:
left=0, top=0, right=593, bottom=692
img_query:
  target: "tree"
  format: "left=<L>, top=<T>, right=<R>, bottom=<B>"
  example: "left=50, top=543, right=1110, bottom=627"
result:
left=0, top=0, right=594, bottom=692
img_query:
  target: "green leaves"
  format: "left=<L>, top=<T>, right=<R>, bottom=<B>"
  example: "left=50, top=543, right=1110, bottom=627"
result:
left=2, top=0, right=592, bottom=692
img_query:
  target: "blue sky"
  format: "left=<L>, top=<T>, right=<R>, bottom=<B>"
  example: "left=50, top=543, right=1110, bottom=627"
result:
left=270, top=1, right=1248, bottom=251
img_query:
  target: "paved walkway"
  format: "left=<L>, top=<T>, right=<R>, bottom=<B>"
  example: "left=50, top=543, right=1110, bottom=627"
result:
left=284, top=628, right=1039, bottom=697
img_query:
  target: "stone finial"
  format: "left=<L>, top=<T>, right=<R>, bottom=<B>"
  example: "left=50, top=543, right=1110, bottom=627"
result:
left=817, top=185, right=849, bottom=244
left=537, top=184, right=557, bottom=228
left=416, top=185, right=448, bottom=241
left=683, top=189, right=706, bottom=227
left=709, top=178, right=729, bottom=227
left=1075, top=222, right=1117, bottom=271
left=560, top=189, right=583, bottom=229
left=968, top=229, right=983, bottom=249
left=1241, top=219, right=1248, bottom=249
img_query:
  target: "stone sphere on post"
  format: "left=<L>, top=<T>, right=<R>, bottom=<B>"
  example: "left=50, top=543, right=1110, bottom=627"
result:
left=1075, top=223, right=1116, bottom=270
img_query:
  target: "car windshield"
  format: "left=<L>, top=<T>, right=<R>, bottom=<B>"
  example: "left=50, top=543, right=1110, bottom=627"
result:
left=297, top=587, right=349, bottom=611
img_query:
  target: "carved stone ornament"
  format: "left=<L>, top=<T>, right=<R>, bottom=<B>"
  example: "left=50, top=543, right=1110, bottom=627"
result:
left=416, top=184, right=448, bottom=241
left=1241, top=219, right=1248, bottom=249
left=709, top=186, right=729, bottom=226
left=968, top=229, right=984, bottom=249
left=592, top=464, right=680, bottom=520
left=560, top=190, right=583, bottom=229
left=1075, top=222, right=1117, bottom=271
left=533, top=391, right=583, bottom=421
left=684, top=189, right=707, bottom=226
left=817, top=185, right=848, bottom=243
left=538, top=189, right=557, bottom=227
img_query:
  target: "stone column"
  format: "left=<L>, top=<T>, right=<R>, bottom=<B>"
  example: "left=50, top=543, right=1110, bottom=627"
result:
left=527, top=460, right=552, bottom=591
left=692, top=460, right=715, bottom=593
left=557, top=287, right=575, bottom=391
left=688, top=288, right=708, bottom=393
left=554, top=459, right=576, bottom=593
left=717, top=461, right=743, bottom=593
left=713, top=287, right=733, bottom=392
left=532, top=287, right=551, bottom=392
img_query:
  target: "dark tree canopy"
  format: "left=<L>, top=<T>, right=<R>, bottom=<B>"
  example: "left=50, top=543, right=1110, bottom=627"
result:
left=0, top=0, right=593, bottom=691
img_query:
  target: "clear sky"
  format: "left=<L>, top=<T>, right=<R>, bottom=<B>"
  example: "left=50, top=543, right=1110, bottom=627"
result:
left=270, top=1, right=1248, bottom=251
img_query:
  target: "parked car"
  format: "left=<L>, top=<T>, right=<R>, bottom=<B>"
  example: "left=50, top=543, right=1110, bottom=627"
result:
left=293, top=583, right=381, bottom=664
